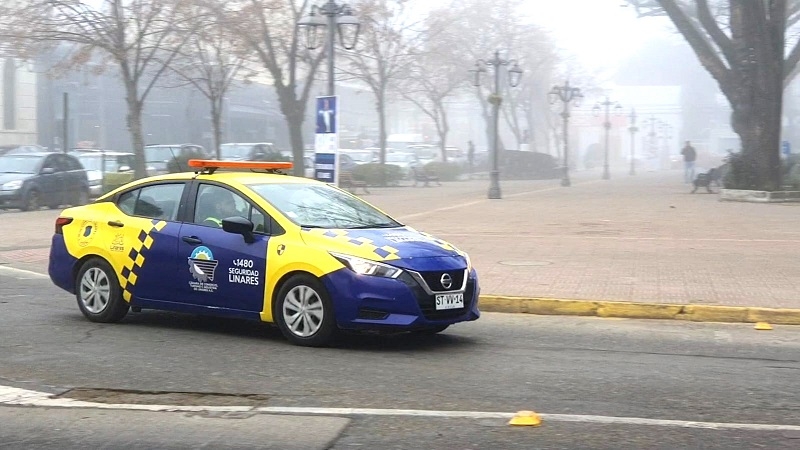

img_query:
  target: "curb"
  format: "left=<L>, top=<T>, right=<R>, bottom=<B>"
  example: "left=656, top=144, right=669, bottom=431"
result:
left=478, top=295, right=800, bottom=325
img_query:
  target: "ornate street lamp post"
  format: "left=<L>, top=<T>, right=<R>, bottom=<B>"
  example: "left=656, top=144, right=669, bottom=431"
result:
left=548, top=80, right=584, bottom=187
left=593, top=96, right=622, bottom=180
left=297, top=1, right=361, bottom=96
left=470, top=51, right=522, bottom=199
left=628, top=108, right=638, bottom=175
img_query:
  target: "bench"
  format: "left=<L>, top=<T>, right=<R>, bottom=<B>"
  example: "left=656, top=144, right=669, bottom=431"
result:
left=411, top=166, right=441, bottom=187
left=339, top=171, right=370, bottom=194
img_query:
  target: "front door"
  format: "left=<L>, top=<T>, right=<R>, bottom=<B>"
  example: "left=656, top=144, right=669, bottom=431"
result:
left=177, top=183, right=270, bottom=313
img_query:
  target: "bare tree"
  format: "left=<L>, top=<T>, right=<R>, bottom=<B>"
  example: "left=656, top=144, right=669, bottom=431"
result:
left=627, top=0, right=800, bottom=189
left=168, top=2, right=248, bottom=159
left=221, top=0, right=324, bottom=177
left=1, top=0, right=200, bottom=179
left=340, top=0, right=422, bottom=169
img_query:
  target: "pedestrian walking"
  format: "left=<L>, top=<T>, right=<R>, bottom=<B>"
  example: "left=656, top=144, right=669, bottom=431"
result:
left=467, top=140, right=475, bottom=178
left=681, top=140, right=697, bottom=183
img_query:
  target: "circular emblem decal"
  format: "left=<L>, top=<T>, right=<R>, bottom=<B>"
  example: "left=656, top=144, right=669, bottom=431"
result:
left=440, top=273, right=453, bottom=290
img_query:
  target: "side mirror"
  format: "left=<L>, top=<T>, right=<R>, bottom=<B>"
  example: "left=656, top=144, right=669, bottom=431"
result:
left=41, top=167, right=56, bottom=175
left=221, top=216, right=255, bottom=243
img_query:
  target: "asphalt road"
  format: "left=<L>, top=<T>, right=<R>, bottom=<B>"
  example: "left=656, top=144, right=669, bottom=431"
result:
left=1, top=271, right=800, bottom=449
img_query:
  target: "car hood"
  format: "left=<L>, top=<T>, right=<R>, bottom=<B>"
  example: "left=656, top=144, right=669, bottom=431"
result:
left=0, top=173, right=33, bottom=184
left=300, top=226, right=466, bottom=269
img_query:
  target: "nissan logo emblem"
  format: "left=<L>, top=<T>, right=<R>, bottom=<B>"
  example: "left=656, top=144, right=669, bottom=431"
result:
left=440, top=273, right=453, bottom=290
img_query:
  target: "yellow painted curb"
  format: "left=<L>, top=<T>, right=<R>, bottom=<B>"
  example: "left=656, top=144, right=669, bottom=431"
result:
left=478, top=295, right=800, bottom=325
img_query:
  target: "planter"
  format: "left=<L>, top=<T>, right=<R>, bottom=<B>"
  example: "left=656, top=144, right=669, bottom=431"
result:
left=719, top=189, right=800, bottom=203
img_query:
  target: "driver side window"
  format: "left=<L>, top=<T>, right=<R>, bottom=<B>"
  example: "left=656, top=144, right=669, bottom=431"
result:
left=194, top=184, right=247, bottom=228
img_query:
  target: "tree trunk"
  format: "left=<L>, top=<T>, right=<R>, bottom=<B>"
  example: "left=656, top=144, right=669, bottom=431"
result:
left=377, top=95, right=388, bottom=186
left=123, top=79, right=147, bottom=180
left=211, top=97, right=223, bottom=160
left=277, top=91, right=307, bottom=177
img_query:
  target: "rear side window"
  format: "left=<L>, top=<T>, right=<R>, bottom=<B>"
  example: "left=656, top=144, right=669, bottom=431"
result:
left=117, top=183, right=185, bottom=221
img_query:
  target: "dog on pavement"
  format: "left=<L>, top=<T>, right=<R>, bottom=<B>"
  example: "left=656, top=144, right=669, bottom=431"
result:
left=691, top=167, right=721, bottom=194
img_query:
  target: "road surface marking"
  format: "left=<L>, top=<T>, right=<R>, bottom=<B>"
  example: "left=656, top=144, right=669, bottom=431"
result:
left=0, top=265, right=49, bottom=280
left=397, top=180, right=602, bottom=221
left=2, top=385, right=799, bottom=432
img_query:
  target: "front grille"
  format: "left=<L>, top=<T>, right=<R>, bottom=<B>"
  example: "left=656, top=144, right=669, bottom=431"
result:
left=417, top=279, right=475, bottom=320
left=418, top=270, right=466, bottom=292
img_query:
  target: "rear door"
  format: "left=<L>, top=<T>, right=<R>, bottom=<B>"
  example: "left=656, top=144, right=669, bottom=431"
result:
left=107, top=182, right=188, bottom=303
left=38, top=154, right=65, bottom=207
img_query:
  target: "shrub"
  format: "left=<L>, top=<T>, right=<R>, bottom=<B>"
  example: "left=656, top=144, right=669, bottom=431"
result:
left=423, top=161, right=462, bottom=181
left=722, top=151, right=760, bottom=190
left=351, top=163, right=403, bottom=185
left=501, top=150, right=561, bottom=180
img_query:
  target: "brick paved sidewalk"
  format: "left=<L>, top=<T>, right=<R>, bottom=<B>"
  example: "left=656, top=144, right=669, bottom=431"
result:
left=365, top=169, right=800, bottom=309
left=2, top=168, right=798, bottom=309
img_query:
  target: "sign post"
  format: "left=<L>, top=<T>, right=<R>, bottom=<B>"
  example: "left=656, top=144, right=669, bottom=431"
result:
left=314, top=96, right=339, bottom=185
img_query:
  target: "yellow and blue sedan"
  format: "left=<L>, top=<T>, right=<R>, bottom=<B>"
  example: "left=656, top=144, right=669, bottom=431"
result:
left=48, top=160, right=480, bottom=346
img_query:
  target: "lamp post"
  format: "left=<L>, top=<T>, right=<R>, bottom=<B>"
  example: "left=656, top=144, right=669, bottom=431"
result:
left=470, top=50, right=523, bottom=199
left=297, top=1, right=361, bottom=96
left=628, top=108, right=638, bottom=176
left=592, top=96, right=622, bottom=180
left=548, top=80, right=584, bottom=187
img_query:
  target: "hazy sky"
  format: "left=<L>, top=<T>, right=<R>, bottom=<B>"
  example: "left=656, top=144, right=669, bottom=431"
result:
left=522, top=0, right=675, bottom=76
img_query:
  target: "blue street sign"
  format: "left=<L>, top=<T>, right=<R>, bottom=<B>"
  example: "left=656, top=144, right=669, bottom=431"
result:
left=782, top=140, right=791, bottom=155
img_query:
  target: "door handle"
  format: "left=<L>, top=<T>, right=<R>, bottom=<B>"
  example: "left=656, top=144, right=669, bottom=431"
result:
left=107, top=220, right=124, bottom=228
left=182, top=236, right=202, bottom=245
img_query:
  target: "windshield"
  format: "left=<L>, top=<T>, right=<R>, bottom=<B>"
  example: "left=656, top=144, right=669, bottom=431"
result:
left=345, top=151, right=372, bottom=163
left=248, top=182, right=401, bottom=229
left=77, top=155, right=132, bottom=172
left=220, top=144, right=251, bottom=159
left=0, top=155, right=40, bottom=173
left=386, top=153, right=414, bottom=163
left=144, top=147, right=177, bottom=163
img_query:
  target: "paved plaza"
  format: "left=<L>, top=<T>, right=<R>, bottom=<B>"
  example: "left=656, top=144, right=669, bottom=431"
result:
left=1, top=167, right=798, bottom=309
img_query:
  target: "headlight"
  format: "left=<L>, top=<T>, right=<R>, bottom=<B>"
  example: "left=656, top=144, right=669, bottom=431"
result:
left=2, top=180, right=22, bottom=191
left=330, top=252, right=403, bottom=278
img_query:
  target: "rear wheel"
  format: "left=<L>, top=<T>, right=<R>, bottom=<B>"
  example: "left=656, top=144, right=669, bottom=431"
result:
left=22, top=189, right=40, bottom=211
left=75, top=258, right=129, bottom=323
left=274, top=274, right=337, bottom=347
left=74, top=188, right=89, bottom=206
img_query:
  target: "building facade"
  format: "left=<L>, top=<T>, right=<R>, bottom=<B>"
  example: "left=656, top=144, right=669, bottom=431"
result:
left=0, top=57, right=38, bottom=147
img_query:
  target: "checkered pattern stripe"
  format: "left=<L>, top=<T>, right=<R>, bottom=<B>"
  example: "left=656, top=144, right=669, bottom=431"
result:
left=311, top=229, right=401, bottom=260
left=417, top=231, right=455, bottom=251
left=119, top=220, right=167, bottom=301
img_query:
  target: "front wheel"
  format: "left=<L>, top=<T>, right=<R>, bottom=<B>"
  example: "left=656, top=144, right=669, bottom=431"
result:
left=274, top=274, right=337, bottom=347
left=75, top=258, right=129, bottom=323
left=22, top=189, right=40, bottom=212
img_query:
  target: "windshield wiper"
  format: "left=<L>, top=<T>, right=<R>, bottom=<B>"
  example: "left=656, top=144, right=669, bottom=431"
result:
left=347, top=223, right=399, bottom=229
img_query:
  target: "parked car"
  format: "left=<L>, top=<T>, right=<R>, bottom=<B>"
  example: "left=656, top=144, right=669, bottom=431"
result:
left=219, top=142, right=285, bottom=161
left=340, top=149, right=375, bottom=165
left=304, top=156, right=314, bottom=178
left=144, top=144, right=209, bottom=175
left=0, top=152, right=90, bottom=211
left=385, top=152, right=420, bottom=179
left=70, top=150, right=136, bottom=197
left=0, top=144, right=49, bottom=156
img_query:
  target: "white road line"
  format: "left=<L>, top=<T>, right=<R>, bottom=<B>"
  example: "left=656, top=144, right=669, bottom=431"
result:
left=397, top=180, right=602, bottom=221
left=0, top=265, right=49, bottom=280
left=2, top=385, right=799, bottom=432
left=432, top=233, right=800, bottom=243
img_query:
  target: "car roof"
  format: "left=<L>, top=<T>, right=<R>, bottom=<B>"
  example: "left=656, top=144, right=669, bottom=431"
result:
left=71, top=150, right=134, bottom=156
left=0, top=151, right=56, bottom=158
left=126, top=171, right=318, bottom=186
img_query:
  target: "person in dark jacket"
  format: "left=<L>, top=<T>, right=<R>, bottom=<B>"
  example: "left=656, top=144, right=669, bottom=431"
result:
left=681, top=140, right=697, bottom=184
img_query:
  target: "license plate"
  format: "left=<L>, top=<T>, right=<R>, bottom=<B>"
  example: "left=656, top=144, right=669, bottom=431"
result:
left=435, top=293, right=464, bottom=310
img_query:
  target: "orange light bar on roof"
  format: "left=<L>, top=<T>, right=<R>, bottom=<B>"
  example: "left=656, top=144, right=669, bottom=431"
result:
left=187, top=159, right=293, bottom=170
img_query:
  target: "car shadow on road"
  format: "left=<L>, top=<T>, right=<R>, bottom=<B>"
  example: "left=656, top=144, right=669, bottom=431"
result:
left=60, top=310, right=478, bottom=351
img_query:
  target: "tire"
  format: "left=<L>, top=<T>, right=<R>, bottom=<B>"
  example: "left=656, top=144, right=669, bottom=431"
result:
left=412, top=324, right=449, bottom=335
left=75, top=258, right=129, bottom=323
left=74, top=189, right=89, bottom=206
left=21, top=189, right=40, bottom=212
left=273, top=273, right=337, bottom=347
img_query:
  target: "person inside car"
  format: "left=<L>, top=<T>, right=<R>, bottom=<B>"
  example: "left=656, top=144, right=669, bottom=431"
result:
left=198, top=189, right=239, bottom=228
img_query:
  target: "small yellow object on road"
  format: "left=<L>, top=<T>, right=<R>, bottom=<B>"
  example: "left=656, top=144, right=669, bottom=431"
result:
left=508, top=410, right=542, bottom=427
left=754, top=322, right=773, bottom=330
